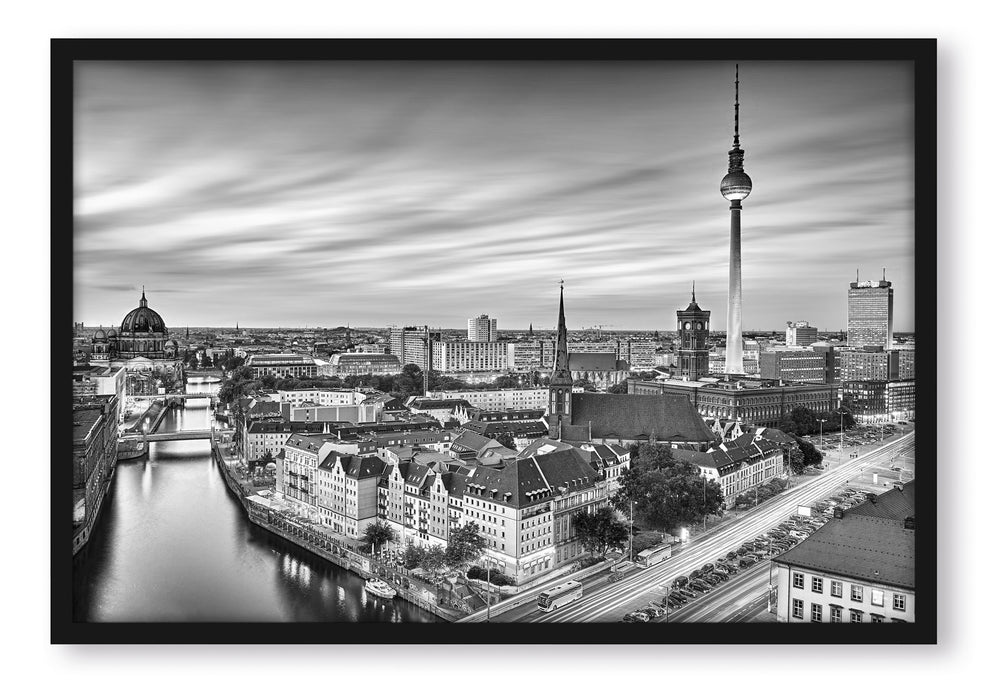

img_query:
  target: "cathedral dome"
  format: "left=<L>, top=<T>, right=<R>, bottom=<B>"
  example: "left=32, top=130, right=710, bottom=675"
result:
left=120, top=290, right=167, bottom=334
left=93, top=328, right=107, bottom=341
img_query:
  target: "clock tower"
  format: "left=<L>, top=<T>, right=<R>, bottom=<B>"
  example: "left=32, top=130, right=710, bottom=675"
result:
left=676, top=282, right=711, bottom=381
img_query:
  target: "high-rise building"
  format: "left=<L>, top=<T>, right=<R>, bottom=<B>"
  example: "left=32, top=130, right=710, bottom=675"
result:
left=389, top=325, right=431, bottom=370
left=676, top=283, right=711, bottom=381
left=785, top=321, right=818, bottom=347
left=430, top=340, right=509, bottom=373
left=468, top=314, right=497, bottom=342
left=847, top=273, right=894, bottom=349
left=719, top=65, right=753, bottom=376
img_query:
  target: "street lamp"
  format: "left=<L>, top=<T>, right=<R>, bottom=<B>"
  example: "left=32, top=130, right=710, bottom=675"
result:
left=628, top=500, right=638, bottom=562
left=839, top=410, right=845, bottom=453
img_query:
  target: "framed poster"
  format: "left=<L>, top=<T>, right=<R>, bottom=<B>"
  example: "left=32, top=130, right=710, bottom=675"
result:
left=53, top=39, right=935, bottom=644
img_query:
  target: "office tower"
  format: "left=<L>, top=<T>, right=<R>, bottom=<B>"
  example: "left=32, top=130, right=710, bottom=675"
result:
left=468, top=314, right=497, bottom=342
left=847, top=271, right=894, bottom=349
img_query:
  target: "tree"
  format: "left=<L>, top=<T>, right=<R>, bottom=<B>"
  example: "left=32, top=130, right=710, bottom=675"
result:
left=786, top=443, right=807, bottom=476
left=494, top=433, right=515, bottom=449
left=493, top=375, right=518, bottom=389
left=444, top=521, right=486, bottom=569
left=572, top=506, right=627, bottom=556
left=260, top=450, right=274, bottom=464
left=611, top=441, right=725, bottom=534
left=403, top=543, right=426, bottom=569
left=420, top=545, right=447, bottom=579
left=795, top=438, right=823, bottom=467
left=573, top=377, right=598, bottom=391
left=607, top=381, right=628, bottom=394
left=362, top=521, right=396, bottom=554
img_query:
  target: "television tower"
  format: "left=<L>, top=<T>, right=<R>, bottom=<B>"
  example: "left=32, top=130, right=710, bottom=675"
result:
left=719, top=64, right=753, bottom=376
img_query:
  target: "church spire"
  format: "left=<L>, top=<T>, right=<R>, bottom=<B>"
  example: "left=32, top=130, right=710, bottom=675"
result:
left=553, top=280, right=569, bottom=373
left=140, top=285, right=148, bottom=308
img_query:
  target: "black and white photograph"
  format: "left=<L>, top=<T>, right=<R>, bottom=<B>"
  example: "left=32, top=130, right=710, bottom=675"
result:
left=55, top=40, right=935, bottom=644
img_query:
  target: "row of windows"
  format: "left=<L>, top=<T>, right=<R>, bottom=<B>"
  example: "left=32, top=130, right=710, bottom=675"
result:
left=792, top=600, right=901, bottom=623
left=793, top=572, right=907, bottom=611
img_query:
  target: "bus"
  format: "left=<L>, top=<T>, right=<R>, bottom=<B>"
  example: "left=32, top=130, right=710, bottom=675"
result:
left=536, top=580, right=583, bottom=612
left=634, top=544, right=673, bottom=568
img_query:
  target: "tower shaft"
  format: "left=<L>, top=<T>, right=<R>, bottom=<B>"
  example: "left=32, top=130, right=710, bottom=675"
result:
left=725, top=202, right=744, bottom=374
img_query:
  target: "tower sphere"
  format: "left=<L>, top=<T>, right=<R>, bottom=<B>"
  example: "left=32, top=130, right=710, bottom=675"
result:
left=720, top=170, right=752, bottom=201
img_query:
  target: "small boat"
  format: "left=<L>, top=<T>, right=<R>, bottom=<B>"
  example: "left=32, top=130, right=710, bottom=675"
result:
left=364, top=578, right=397, bottom=599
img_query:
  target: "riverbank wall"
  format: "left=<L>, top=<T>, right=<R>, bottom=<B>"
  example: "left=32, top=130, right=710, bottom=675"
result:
left=210, top=440, right=461, bottom=622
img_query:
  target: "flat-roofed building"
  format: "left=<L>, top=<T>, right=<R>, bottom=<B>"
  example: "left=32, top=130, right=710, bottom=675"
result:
left=847, top=277, right=894, bottom=350
left=245, top=353, right=318, bottom=379
left=432, top=388, right=549, bottom=412
left=629, top=377, right=839, bottom=429
left=72, top=394, right=120, bottom=554
left=328, top=353, right=401, bottom=376
left=468, top=314, right=498, bottom=342
left=785, top=321, right=818, bottom=347
left=430, top=340, right=509, bottom=373
left=759, top=347, right=827, bottom=384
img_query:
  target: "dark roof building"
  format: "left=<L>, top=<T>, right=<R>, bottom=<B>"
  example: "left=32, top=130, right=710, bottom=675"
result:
left=560, top=393, right=715, bottom=446
left=773, top=481, right=915, bottom=623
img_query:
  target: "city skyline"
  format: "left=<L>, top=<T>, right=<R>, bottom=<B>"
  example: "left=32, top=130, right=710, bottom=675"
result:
left=75, top=61, right=914, bottom=330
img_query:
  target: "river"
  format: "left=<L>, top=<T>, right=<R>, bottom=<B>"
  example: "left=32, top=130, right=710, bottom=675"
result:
left=72, top=377, right=438, bottom=623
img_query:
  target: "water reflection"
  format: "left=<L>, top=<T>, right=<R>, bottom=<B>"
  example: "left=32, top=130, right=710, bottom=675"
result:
left=73, top=380, right=438, bottom=623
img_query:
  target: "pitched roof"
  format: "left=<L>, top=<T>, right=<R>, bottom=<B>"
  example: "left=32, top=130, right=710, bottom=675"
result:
left=564, top=393, right=715, bottom=443
left=517, top=437, right=573, bottom=458
left=319, top=452, right=387, bottom=479
left=464, top=459, right=553, bottom=509
left=774, top=482, right=915, bottom=589
left=283, top=433, right=338, bottom=454
left=846, top=481, right=915, bottom=521
left=527, top=449, right=600, bottom=493
left=462, top=420, right=548, bottom=437
left=450, top=429, right=498, bottom=453
left=773, top=515, right=915, bottom=590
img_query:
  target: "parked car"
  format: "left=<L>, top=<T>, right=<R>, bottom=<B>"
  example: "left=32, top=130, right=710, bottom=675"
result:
left=737, top=556, right=757, bottom=568
left=623, top=611, right=650, bottom=623
left=701, top=563, right=715, bottom=574
left=677, top=586, right=698, bottom=598
left=721, top=562, right=738, bottom=574
left=638, top=606, right=662, bottom=619
left=673, top=576, right=689, bottom=588
left=689, top=569, right=705, bottom=580
left=690, top=579, right=712, bottom=592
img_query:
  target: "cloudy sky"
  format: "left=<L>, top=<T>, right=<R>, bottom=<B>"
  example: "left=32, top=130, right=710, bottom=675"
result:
left=74, top=60, right=914, bottom=332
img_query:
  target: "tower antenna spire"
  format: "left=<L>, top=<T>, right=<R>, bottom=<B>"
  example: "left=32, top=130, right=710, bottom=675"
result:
left=882, top=267, right=886, bottom=281
left=692, top=280, right=696, bottom=303
left=733, top=64, right=740, bottom=148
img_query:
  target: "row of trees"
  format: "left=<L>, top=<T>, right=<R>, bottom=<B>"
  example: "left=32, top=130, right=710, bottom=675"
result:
left=780, top=403, right=856, bottom=438
left=361, top=520, right=487, bottom=581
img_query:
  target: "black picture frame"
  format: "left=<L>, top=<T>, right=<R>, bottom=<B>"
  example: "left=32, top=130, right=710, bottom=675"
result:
left=53, top=38, right=936, bottom=645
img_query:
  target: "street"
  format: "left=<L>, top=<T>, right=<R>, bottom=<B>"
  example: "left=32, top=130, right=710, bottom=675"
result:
left=489, top=430, right=915, bottom=623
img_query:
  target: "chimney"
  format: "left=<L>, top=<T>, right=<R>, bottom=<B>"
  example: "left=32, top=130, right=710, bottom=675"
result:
left=904, top=516, right=915, bottom=530
left=833, top=507, right=843, bottom=519
left=868, top=493, right=877, bottom=504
